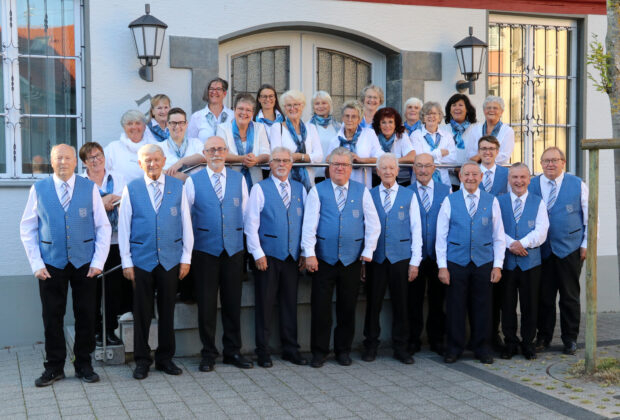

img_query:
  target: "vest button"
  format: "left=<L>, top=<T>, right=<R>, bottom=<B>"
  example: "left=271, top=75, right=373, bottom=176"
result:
left=158, top=248, right=161, bottom=251
left=67, top=236, right=70, bottom=239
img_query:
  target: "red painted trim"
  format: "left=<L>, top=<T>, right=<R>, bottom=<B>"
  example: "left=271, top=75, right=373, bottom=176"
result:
left=344, top=0, right=606, bottom=15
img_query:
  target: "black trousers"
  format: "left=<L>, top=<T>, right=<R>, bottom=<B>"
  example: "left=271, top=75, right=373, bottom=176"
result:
left=501, top=266, right=541, bottom=347
left=254, top=256, right=300, bottom=357
left=96, top=244, right=132, bottom=334
left=363, top=259, right=409, bottom=354
left=491, top=281, right=503, bottom=338
left=408, top=257, right=446, bottom=347
left=446, top=261, right=492, bottom=357
left=194, top=250, right=243, bottom=358
left=133, top=264, right=179, bottom=366
left=311, top=259, right=361, bottom=356
left=537, top=249, right=583, bottom=344
left=40, top=263, right=96, bottom=371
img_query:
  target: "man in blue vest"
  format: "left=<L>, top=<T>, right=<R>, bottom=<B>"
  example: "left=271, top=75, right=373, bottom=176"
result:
left=407, top=153, right=451, bottom=355
left=118, top=144, right=193, bottom=380
left=245, top=147, right=308, bottom=368
left=530, top=147, right=588, bottom=355
left=498, top=163, right=549, bottom=360
left=20, top=144, right=111, bottom=386
left=302, top=147, right=380, bottom=368
left=185, top=136, right=253, bottom=371
left=436, top=161, right=505, bottom=364
left=362, top=153, right=421, bottom=364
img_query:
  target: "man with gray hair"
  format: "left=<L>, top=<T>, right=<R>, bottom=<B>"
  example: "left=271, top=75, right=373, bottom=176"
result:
left=118, top=143, right=193, bottom=380
left=302, top=147, right=380, bottom=368
left=244, top=147, right=308, bottom=367
left=20, top=144, right=111, bottom=386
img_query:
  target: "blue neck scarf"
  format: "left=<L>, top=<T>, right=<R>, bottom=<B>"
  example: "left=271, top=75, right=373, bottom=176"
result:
left=424, top=131, right=441, bottom=151
left=310, top=114, right=332, bottom=128
left=483, top=120, right=503, bottom=138
left=166, top=136, right=189, bottom=159
left=206, top=109, right=229, bottom=131
left=338, top=125, right=363, bottom=153
left=285, top=119, right=312, bottom=191
left=377, top=133, right=396, bottom=153
left=148, top=122, right=169, bottom=142
left=432, top=170, right=442, bottom=185
left=232, top=119, right=255, bottom=189
left=256, top=111, right=284, bottom=127
left=404, top=120, right=421, bottom=136
left=360, top=118, right=372, bottom=129
left=99, top=174, right=118, bottom=233
left=449, top=119, right=470, bottom=150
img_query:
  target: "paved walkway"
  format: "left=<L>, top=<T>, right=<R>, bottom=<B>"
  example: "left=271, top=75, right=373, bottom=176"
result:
left=1, top=313, right=619, bottom=420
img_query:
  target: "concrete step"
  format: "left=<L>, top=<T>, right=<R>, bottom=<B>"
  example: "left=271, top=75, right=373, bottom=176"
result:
left=64, top=325, right=126, bottom=365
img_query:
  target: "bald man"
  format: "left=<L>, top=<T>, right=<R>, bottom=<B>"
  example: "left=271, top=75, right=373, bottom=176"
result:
left=20, top=144, right=111, bottom=386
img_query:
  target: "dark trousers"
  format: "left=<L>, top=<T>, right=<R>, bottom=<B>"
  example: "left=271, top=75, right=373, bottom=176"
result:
left=39, top=263, right=96, bottom=371
left=501, top=266, right=541, bottom=347
left=133, top=264, right=179, bottom=366
left=311, top=259, right=361, bottom=356
left=96, top=244, right=132, bottom=334
left=363, top=259, right=409, bottom=354
left=408, top=257, right=446, bottom=347
left=254, top=256, right=300, bottom=357
left=446, top=261, right=492, bottom=357
left=194, top=250, right=243, bottom=358
left=491, top=281, right=503, bottom=338
left=537, top=249, right=583, bottom=344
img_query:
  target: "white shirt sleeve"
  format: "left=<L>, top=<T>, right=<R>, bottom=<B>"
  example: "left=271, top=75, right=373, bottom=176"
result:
left=496, top=126, right=515, bottom=164
left=368, top=131, right=385, bottom=159
left=117, top=186, right=133, bottom=269
left=513, top=199, right=549, bottom=249
left=491, top=197, right=506, bottom=269
left=580, top=181, right=589, bottom=249
left=180, top=185, right=194, bottom=265
left=255, top=124, right=271, bottom=156
left=90, top=185, right=112, bottom=271
left=184, top=176, right=196, bottom=206
left=241, top=177, right=249, bottom=221
left=244, top=184, right=265, bottom=260
left=435, top=196, right=451, bottom=269
left=301, top=186, right=321, bottom=258
left=20, top=186, right=45, bottom=273
left=187, top=112, right=200, bottom=139
left=439, top=129, right=458, bottom=164
left=408, top=195, right=423, bottom=266
left=361, top=188, right=381, bottom=259
left=307, top=124, right=324, bottom=163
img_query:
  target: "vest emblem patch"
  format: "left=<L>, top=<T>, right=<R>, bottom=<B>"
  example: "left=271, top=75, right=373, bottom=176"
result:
left=481, top=217, right=489, bottom=226
left=566, top=204, right=574, bottom=213
left=233, top=197, right=240, bottom=207
left=352, top=209, right=360, bottom=218
left=398, top=211, right=405, bottom=220
left=528, top=220, right=535, bottom=228
left=170, top=206, right=178, bottom=216
left=79, top=208, right=87, bottom=217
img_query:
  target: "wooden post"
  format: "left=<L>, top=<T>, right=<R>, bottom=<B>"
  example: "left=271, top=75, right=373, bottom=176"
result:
left=585, top=148, right=599, bottom=374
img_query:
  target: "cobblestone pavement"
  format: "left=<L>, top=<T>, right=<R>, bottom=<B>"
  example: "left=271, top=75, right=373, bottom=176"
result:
left=0, top=313, right=618, bottom=420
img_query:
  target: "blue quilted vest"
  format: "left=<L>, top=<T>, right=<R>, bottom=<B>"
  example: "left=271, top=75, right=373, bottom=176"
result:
left=498, top=193, right=542, bottom=271
left=480, top=165, right=508, bottom=196
left=371, top=186, right=414, bottom=264
left=409, top=181, right=451, bottom=260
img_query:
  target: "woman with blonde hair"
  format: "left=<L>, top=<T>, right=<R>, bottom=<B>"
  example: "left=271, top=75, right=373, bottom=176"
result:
left=146, top=94, right=171, bottom=142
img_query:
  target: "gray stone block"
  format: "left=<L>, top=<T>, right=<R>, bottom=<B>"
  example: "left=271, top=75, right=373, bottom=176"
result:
left=401, top=52, right=442, bottom=81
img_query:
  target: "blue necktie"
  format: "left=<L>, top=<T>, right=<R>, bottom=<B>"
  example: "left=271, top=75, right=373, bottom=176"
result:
left=467, top=193, right=477, bottom=217
left=483, top=171, right=492, bottom=193
left=336, top=186, right=346, bottom=212
left=547, top=180, right=557, bottom=210
left=383, top=188, right=392, bottom=213
left=60, top=182, right=70, bottom=212
left=514, top=197, right=522, bottom=222
left=213, top=173, right=223, bottom=202
left=420, top=186, right=431, bottom=213
left=280, top=182, right=290, bottom=209
left=151, top=182, right=162, bottom=212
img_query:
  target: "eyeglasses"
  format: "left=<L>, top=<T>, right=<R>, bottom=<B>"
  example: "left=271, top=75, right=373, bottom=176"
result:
left=414, top=163, right=434, bottom=169
left=271, top=158, right=292, bottom=164
left=284, top=103, right=303, bottom=109
left=330, top=162, right=352, bottom=168
left=168, top=121, right=187, bottom=127
left=424, top=112, right=440, bottom=117
left=208, top=87, right=224, bottom=92
left=86, top=153, right=103, bottom=162
left=541, top=158, right=564, bottom=165
left=260, top=94, right=276, bottom=100
left=205, top=147, right=227, bottom=154
left=479, top=147, right=498, bottom=152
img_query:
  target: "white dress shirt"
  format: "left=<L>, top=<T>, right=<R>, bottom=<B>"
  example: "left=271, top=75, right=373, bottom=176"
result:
left=82, top=169, right=126, bottom=245
left=307, top=119, right=339, bottom=178
left=269, top=121, right=324, bottom=186
left=20, top=174, right=112, bottom=273
left=104, top=133, right=156, bottom=182
left=118, top=173, right=194, bottom=269
left=410, top=126, right=457, bottom=185
left=441, top=123, right=479, bottom=165
left=185, top=167, right=249, bottom=215
left=187, top=105, right=235, bottom=142
left=435, top=187, right=506, bottom=269
left=326, top=127, right=385, bottom=188
left=467, top=122, right=515, bottom=165
left=216, top=121, right=271, bottom=185
left=160, top=137, right=204, bottom=170
left=538, top=172, right=589, bottom=248
left=504, top=191, right=549, bottom=249
left=301, top=181, right=381, bottom=260
left=378, top=183, right=423, bottom=266
left=244, top=176, right=308, bottom=260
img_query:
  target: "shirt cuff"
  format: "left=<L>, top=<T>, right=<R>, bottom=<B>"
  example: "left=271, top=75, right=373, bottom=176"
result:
left=493, top=259, right=504, bottom=269
left=580, top=239, right=587, bottom=249
left=409, top=256, right=422, bottom=267
left=121, top=257, right=134, bottom=269
left=361, top=248, right=374, bottom=260
left=304, top=248, right=316, bottom=258
left=181, top=253, right=192, bottom=265
left=31, top=259, right=46, bottom=274
left=437, top=258, right=447, bottom=269
left=251, top=249, right=266, bottom=261
left=89, top=259, right=105, bottom=271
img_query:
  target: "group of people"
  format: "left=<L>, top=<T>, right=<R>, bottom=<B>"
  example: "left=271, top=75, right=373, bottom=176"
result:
left=19, top=77, right=587, bottom=388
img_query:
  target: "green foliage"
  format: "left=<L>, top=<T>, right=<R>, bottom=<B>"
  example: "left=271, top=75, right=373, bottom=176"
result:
left=586, top=34, right=612, bottom=94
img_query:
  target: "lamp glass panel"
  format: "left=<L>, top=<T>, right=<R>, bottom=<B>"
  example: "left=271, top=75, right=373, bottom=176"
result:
left=143, top=26, right=158, bottom=57
left=155, top=27, right=166, bottom=58
left=460, top=46, right=473, bottom=74
left=132, top=26, right=146, bottom=56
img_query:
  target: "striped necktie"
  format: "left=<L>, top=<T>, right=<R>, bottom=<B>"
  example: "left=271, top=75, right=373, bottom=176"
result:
left=513, top=197, right=523, bottom=222
left=420, top=185, right=431, bottom=213
left=483, top=170, right=492, bottom=192
left=336, top=186, right=346, bottom=212
left=151, top=181, right=162, bottom=212
left=213, top=173, right=223, bottom=202
left=547, top=180, right=557, bottom=210
left=467, top=193, right=477, bottom=217
left=280, top=182, right=290, bottom=209
left=60, top=182, right=70, bottom=212
left=383, top=188, right=392, bottom=213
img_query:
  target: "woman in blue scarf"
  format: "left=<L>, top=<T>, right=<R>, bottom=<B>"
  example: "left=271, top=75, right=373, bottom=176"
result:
left=161, top=108, right=205, bottom=181
left=468, top=96, right=515, bottom=165
left=403, top=97, right=423, bottom=137
left=360, top=84, right=384, bottom=129
left=146, top=94, right=171, bottom=142
left=372, top=107, right=416, bottom=185
left=254, top=84, right=284, bottom=129
left=443, top=94, right=477, bottom=188
left=308, top=91, right=340, bottom=181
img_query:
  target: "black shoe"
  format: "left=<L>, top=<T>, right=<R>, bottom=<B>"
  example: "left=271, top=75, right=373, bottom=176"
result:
left=563, top=341, right=577, bottom=355
left=336, top=353, right=352, bottom=366
left=492, top=334, right=505, bottom=352
left=310, top=354, right=326, bottom=368
left=35, top=370, right=65, bottom=387
left=361, top=348, right=377, bottom=362
left=95, top=332, right=103, bottom=348
left=444, top=353, right=458, bottom=364
left=155, top=360, right=182, bottom=375
left=106, top=331, right=122, bottom=346
left=199, top=357, right=215, bottom=372
left=430, top=342, right=445, bottom=356
left=535, top=337, right=550, bottom=352
left=500, top=345, right=518, bottom=360
left=478, top=354, right=494, bottom=364
left=257, top=355, right=273, bottom=368
left=75, top=367, right=100, bottom=383
left=522, top=347, right=537, bottom=360
left=408, top=343, right=421, bottom=354
left=394, top=352, right=414, bottom=365
left=133, top=364, right=149, bottom=380
left=223, top=353, right=253, bottom=369
left=282, top=352, right=308, bottom=366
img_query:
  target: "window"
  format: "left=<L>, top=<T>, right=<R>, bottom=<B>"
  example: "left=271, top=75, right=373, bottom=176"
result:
left=230, top=46, right=289, bottom=100
left=488, top=16, right=577, bottom=173
left=1, top=0, right=84, bottom=178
